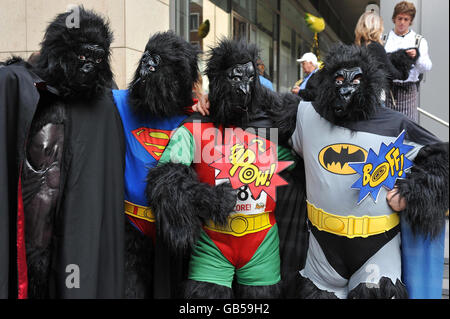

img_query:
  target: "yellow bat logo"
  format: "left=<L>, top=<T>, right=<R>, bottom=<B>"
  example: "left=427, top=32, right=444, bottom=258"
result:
left=318, top=144, right=368, bottom=175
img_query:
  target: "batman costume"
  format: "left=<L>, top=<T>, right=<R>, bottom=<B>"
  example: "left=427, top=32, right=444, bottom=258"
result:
left=0, top=8, right=125, bottom=298
left=274, top=44, right=448, bottom=299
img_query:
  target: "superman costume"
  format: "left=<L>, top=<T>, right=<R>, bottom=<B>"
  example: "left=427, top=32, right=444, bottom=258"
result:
left=113, top=89, right=197, bottom=298
left=113, top=89, right=188, bottom=237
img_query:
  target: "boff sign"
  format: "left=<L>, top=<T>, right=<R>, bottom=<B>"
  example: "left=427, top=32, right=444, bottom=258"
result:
left=350, top=130, right=414, bottom=203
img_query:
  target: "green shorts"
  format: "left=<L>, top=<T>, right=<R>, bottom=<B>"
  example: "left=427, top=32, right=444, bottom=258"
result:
left=188, top=224, right=281, bottom=288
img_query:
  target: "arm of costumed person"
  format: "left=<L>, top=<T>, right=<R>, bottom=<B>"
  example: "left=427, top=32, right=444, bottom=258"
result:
left=387, top=48, right=418, bottom=81
left=145, top=124, right=236, bottom=252
left=298, top=70, right=322, bottom=102
left=267, top=92, right=302, bottom=148
left=395, top=141, right=449, bottom=238
left=393, top=135, right=448, bottom=299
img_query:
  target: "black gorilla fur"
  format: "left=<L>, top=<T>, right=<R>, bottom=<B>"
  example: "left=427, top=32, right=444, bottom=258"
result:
left=234, top=282, right=282, bottom=299
left=271, top=44, right=386, bottom=142
left=124, top=221, right=154, bottom=298
left=33, top=7, right=113, bottom=100
left=128, top=31, right=200, bottom=118
left=396, top=142, right=449, bottom=239
left=293, top=276, right=339, bottom=299
left=18, top=7, right=116, bottom=298
left=388, top=48, right=418, bottom=81
left=146, top=162, right=236, bottom=252
left=207, top=39, right=302, bottom=141
left=206, top=39, right=264, bottom=127
left=347, top=277, right=408, bottom=299
left=124, top=32, right=201, bottom=298
left=145, top=39, right=293, bottom=252
left=183, top=280, right=234, bottom=299
left=313, top=43, right=386, bottom=126
left=285, top=43, right=447, bottom=298
left=147, top=39, right=298, bottom=298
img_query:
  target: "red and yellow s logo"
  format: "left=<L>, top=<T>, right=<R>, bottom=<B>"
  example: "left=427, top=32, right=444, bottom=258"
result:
left=132, top=128, right=172, bottom=160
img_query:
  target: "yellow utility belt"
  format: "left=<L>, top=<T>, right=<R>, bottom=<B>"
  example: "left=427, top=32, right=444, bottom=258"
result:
left=125, top=200, right=155, bottom=223
left=204, top=211, right=272, bottom=237
left=307, top=201, right=399, bottom=238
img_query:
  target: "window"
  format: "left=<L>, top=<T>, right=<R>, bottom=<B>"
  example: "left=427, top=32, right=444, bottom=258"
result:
left=233, top=14, right=249, bottom=41
left=189, top=13, right=199, bottom=31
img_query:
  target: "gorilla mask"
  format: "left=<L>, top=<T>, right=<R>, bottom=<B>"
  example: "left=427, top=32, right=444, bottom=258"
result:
left=313, top=44, right=386, bottom=126
left=139, top=51, right=161, bottom=76
left=206, top=39, right=261, bottom=127
left=128, top=31, right=199, bottom=118
left=74, top=44, right=106, bottom=84
left=34, top=6, right=113, bottom=101
left=226, top=61, right=256, bottom=111
left=333, top=66, right=363, bottom=118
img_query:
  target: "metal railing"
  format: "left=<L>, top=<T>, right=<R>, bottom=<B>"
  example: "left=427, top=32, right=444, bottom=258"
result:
left=418, top=107, right=449, bottom=127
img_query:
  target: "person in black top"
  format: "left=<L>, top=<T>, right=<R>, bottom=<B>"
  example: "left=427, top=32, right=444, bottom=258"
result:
left=354, top=11, right=416, bottom=102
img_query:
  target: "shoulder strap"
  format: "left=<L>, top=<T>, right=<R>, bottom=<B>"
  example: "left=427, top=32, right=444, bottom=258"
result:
left=382, top=33, right=389, bottom=47
left=415, top=33, right=423, bottom=48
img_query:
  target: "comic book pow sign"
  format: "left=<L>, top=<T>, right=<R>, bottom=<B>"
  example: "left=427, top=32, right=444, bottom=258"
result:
left=349, top=130, right=414, bottom=203
left=209, top=129, right=293, bottom=201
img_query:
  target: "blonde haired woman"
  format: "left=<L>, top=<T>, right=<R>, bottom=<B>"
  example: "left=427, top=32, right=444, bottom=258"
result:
left=355, top=11, right=384, bottom=46
left=354, top=11, right=413, bottom=88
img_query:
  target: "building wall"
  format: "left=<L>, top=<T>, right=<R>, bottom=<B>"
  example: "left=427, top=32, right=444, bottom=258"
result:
left=0, top=0, right=347, bottom=95
left=0, top=0, right=171, bottom=89
left=380, top=0, right=449, bottom=141
left=200, top=0, right=231, bottom=92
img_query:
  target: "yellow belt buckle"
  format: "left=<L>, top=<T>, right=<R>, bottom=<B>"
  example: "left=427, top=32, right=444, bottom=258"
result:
left=124, top=200, right=155, bottom=223
left=307, top=201, right=399, bottom=238
left=205, top=211, right=272, bottom=237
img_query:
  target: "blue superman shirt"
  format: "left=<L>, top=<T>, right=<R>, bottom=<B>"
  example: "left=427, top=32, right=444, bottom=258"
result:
left=113, top=89, right=187, bottom=234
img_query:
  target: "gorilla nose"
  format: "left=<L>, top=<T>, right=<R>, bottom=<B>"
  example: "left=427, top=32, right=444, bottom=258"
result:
left=238, top=83, right=250, bottom=95
left=81, top=63, right=94, bottom=74
left=339, top=86, right=355, bottom=101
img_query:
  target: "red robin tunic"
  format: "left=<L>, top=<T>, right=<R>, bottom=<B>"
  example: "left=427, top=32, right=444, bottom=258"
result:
left=158, top=114, right=291, bottom=286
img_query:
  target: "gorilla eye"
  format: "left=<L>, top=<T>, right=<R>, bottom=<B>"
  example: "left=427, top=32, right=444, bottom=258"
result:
left=78, top=55, right=86, bottom=61
left=352, top=75, right=362, bottom=85
left=335, top=75, right=344, bottom=85
left=232, top=76, right=241, bottom=82
left=95, top=58, right=103, bottom=64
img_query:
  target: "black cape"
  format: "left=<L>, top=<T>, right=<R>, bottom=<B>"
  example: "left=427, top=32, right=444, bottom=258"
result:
left=0, top=62, right=125, bottom=298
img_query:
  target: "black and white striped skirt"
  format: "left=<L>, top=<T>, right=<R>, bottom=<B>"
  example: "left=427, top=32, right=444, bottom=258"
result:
left=385, top=82, right=419, bottom=123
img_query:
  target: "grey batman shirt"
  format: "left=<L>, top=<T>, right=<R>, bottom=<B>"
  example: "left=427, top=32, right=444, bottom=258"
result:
left=291, top=101, right=438, bottom=218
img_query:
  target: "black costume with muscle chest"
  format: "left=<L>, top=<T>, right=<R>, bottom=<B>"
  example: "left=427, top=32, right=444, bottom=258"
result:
left=0, top=7, right=125, bottom=298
